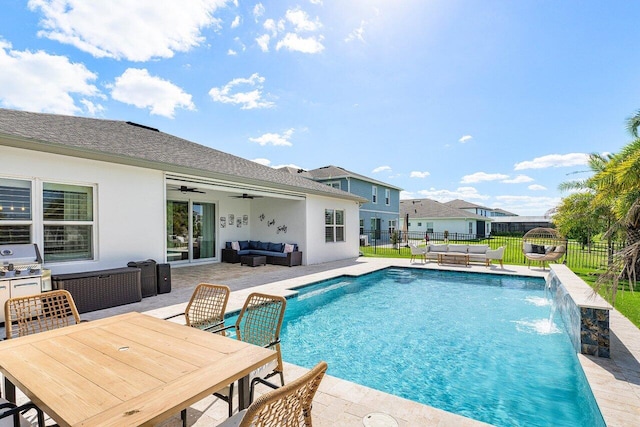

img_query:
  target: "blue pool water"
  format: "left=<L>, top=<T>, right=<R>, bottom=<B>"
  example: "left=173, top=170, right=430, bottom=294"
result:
left=276, top=268, right=605, bottom=427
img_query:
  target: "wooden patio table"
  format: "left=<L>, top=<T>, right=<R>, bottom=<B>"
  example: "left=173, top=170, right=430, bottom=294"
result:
left=0, top=312, right=276, bottom=426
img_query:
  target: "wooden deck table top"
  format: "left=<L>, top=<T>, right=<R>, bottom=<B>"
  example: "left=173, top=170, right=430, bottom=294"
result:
left=0, top=312, right=276, bottom=427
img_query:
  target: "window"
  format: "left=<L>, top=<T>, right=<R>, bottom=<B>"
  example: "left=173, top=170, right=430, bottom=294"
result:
left=469, top=222, right=473, bottom=234
left=325, top=209, right=345, bottom=242
left=0, top=178, right=32, bottom=244
left=371, top=186, right=377, bottom=203
left=417, top=222, right=422, bottom=227
left=426, top=222, right=434, bottom=233
left=385, top=189, right=390, bottom=205
left=359, top=219, right=364, bottom=235
left=388, top=220, right=396, bottom=233
left=43, top=183, right=94, bottom=262
left=327, top=181, right=341, bottom=190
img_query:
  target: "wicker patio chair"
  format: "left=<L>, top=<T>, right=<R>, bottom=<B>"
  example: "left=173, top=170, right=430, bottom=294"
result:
left=4, top=290, right=81, bottom=340
left=165, top=283, right=230, bottom=333
left=214, top=292, right=287, bottom=417
left=216, top=361, right=327, bottom=427
left=522, top=227, right=567, bottom=269
left=0, top=398, right=45, bottom=427
left=409, top=242, right=427, bottom=263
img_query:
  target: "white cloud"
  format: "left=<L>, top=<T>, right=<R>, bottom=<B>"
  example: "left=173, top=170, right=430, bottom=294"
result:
left=345, top=21, right=366, bottom=43
left=263, top=19, right=279, bottom=36
left=227, top=49, right=237, bottom=56
left=460, top=172, right=509, bottom=184
left=514, top=153, right=589, bottom=170
left=309, top=0, right=323, bottom=5
left=372, top=165, right=391, bottom=173
left=253, top=3, right=265, bottom=21
left=231, top=16, right=241, bottom=29
left=459, top=135, right=473, bottom=143
left=208, top=73, right=274, bottom=109
left=256, top=34, right=270, bottom=52
left=494, top=195, right=561, bottom=216
left=285, top=8, right=322, bottom=32
left=249, top=129, right=294, bottom=146
left=0, top=39, right=102, bottom=115
left=417, top=186, right=490, bottom=202
left=28, top=0, right=226, bottom=62
left=271, top=163, right=304, bottom=170
left=501, top=174, right=534, bottom=184
left=400, top=190, right=415, bottom=199
left=276, top=33, right=324, bottom=53
left=109, top=68, right=195, bottom=118
left=252, top=158, right=271, bottom=166
left=528, top=184, right=547, bottom=191
left=410, top=171, right=430, bottom=178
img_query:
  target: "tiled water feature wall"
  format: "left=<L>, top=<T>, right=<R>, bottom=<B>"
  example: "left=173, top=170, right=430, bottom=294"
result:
left=547, top=265, right=613, bottom=358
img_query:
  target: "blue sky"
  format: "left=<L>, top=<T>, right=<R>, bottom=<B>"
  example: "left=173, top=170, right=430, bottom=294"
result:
left=1, top=1, right=639, bottom=216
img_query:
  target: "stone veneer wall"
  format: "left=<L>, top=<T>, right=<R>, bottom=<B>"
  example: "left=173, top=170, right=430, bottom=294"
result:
left=547, top=265, right=613, bottom=358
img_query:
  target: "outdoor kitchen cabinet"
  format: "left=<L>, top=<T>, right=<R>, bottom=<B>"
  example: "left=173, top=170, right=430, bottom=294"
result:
left=0, top=276, right=42, bottom=323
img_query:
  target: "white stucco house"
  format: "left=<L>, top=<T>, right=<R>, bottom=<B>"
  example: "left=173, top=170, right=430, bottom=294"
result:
left=0, top=108, right=367, bottom=275
left=400, top=198, right=493, bottom=238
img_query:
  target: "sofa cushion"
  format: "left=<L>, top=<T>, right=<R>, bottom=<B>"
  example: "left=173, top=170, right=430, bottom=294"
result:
left=448, top=244, right=468, bottom=253
left=225, top=242, right=232, bottom=249
left=531, top=244, right=545, bottom=254
left=523, top=242, right=533, bottom=253
left=258, top=241, right=269, bottom=250
left=284, top=243, right=294, bottom=253
left=268, top=242, right=284, bottom=252
left=249, top=240, right=260, bottom=249
left=239, top=240, right=250, bottom=250
left=545, top=245, right=555, bottom=254
left=428, top=244, right=448, bottom=253
left=237, top=249, right=251, bottom=255
left=468, top=245, right=489, bottom=254
left=250, top=250, right=287, bottom=258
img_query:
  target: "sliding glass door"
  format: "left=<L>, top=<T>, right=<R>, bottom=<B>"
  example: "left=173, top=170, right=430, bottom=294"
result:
left=166, top=200, right=215, bottom=262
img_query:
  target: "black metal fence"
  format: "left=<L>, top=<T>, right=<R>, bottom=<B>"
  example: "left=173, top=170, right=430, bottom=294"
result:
left=360, top=230, right=624, bottom=272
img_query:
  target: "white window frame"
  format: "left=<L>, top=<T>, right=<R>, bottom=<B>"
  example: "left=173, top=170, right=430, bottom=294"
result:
left=371, top=186, right=377, bottom=204
left=385, top=189, right=390, bottom=205
left=325, top=209, right=345, bottom=243
left=42, top=181, right=96, bottom=263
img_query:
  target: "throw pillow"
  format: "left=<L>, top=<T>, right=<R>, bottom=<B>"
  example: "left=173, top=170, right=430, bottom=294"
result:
left=239, top=240, right=250, bottom=250
left=545, top=245, right=555, bottom=253
left=284, top=243, right=294, bottom=253
left=531, top=244, right=545, bottom=254
left=258, top=241, right=269, bottom=250
left=231, top=241, right=240, bottom=251
left=523, top=242, right=532, bottom=253
left=249, top=240, right=259, bottom=249
left=225, top=242, right=232, bottom=249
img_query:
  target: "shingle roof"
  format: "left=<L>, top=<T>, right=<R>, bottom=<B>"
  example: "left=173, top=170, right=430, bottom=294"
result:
left=400, top=198, right=490, bottom=220
left=444, top=199, right=491, bottom=210
left=0, top=108, right=366, bottom=202
left=307, top=165, right=403, bottom=191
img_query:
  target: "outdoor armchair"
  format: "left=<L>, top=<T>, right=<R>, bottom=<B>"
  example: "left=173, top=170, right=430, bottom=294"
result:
left=0, top=398, right=45, bottom=427
left=4, top=290, right=81, bottom=340
left=165, top=283, right=230, bottom=333
left=214, top=292, right=287, bottom=417
left=409, top=242, right=427, bottom=263
left=216, top=361, right=327, bottom=427
left=485, top=246, right=505, bottom=268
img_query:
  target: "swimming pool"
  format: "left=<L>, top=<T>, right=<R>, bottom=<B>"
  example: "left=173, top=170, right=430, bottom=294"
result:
left=278, top=268, right=605, bottom=427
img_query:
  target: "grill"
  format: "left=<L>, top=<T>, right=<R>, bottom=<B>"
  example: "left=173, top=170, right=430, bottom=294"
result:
left=0, top=243, right=44, bottom=323
left=0, top=243, right=43, bottom=279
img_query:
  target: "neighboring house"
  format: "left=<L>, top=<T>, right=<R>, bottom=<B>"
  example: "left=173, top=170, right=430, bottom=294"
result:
left=444, top=199, right=494, bottom=218
left=490, top=216, right=554, bottom=235
left=301, top=165, right=402, bottom=239
left=0, top=108, right=367, bottom=275
left=490, top=208, right=517, bottom=217
left=400, top=198, right=492, bottom=238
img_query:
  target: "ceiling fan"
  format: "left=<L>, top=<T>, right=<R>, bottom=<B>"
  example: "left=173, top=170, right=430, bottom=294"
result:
left=170, top=185, right=205, bottom=194
left=230, top=193, right=263, bottom=199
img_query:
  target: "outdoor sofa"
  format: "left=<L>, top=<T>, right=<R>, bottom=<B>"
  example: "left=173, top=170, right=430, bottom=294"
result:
left=222, top=240, right=302, bottom=267
left=424, top=243, right=505, bottom=267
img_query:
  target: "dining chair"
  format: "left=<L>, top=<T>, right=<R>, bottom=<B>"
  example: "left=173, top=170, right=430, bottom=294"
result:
left=216, top=361, right=327, bottom=427
left=165, top=283, right=230, bottom=333
left=408, top=242, right=427, bottom=263
left=4, top=290, right=82, bottom=340
left=0, top=398, right=45, bottom=427
left=214, top=292, right=287, bottom=417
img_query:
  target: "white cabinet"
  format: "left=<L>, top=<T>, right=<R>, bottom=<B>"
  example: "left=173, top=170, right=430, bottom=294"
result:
left=0, top=276, right=42, bottom=323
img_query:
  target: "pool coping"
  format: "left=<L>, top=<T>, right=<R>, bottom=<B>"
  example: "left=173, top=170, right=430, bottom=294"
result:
left=146, top=258, right=640, bottom=426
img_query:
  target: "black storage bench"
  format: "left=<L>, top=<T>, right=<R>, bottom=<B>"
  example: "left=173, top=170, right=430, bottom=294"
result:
left=52, top=267, right=142, bottom=314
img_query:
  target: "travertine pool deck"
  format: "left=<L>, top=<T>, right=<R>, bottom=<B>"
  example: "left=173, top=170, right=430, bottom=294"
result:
left=6, top=257, right=640, bottom=426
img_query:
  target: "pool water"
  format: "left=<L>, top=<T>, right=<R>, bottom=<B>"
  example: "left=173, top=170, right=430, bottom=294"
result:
left=279, top=268, right=605, bottom=427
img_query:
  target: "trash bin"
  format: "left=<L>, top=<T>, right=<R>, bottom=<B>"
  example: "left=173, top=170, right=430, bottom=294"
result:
left=156, top=263, right=171, bottom=294
left=127, top=259, right=157, bottom=297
